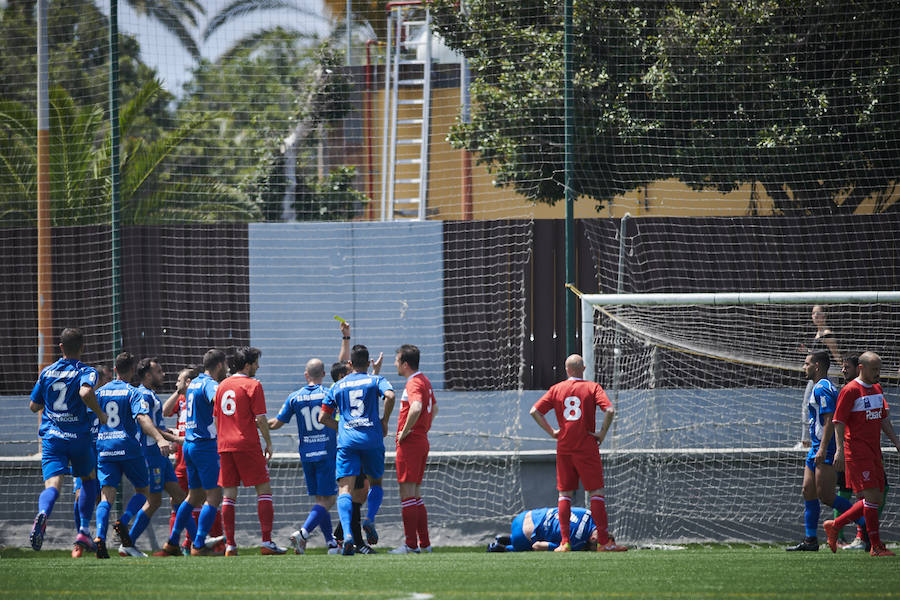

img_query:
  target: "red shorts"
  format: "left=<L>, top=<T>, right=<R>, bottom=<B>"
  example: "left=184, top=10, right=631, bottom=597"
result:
left=845, top=459, right=885, bottom=493
left=218, top=450, right=270, bottom=488
left=396, top=439, right=429, bottom=484
left=556, top=451, right=604, bottom=492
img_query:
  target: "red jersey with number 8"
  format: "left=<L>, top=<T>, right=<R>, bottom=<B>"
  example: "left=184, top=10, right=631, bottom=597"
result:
left=533, top=378, right=612, bottom=455
left=214, top=374, right=267, bottom=453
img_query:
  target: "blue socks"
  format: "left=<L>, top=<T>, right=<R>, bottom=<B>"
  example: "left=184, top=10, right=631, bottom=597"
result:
left=77, top=480, right=97, bottom=534
left=38, top=487, right=59, bottom=517
left=169, top=501, right=194, bottom=545
left=337, top=493, right=353, bottom=543
left=96, top=500, right=111, bottom=541
left=804, top=499, right=820, bottom=538
left=120, top=493, right=146, bottom=527
left=302, top=504, right=325, bottom=534
left=129, top=509, right=151, bottom=544
left=366, top=485, right=383, bottom=522
left=193, top=504, right=217, bottom=547
left=320, top=507, right=334, bottom=543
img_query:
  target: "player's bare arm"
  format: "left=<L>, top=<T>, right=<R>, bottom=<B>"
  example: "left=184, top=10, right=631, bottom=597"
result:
left=398, top=400, right=423, bottom=443
left=80, top=385, right=107, bottom=424
left=814, top=417, right=835, bottom=465
left=256, top=414, right=273, bottom=461
left=382, top=390, right=396, bottom=437
left=137, top=414, right=172, bottom=455
left=318, top=409, right=338, bottom=431
left=832, top=421, right=846, bottom=472
left=529, top=405, right=559, bottom=439
left=371, top=352, right=384, bottom=374
left=267, top=417, right=285, bottom=430
left=880, top=411, right=900, bottom=454
left=162, top=369, right=190, bottom=416
left=338, top=320, right=351, bottom=363
left=592, top=406, right=615, bottom=445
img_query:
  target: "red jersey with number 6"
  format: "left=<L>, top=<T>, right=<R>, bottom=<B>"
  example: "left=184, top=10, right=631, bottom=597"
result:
left=533, top=378, right=612, bottom=455
left=833, top=378, right=888, bottom=465
left=397, top=372, right=436, bottom=444
left=214, top=374, right=267, bottom=453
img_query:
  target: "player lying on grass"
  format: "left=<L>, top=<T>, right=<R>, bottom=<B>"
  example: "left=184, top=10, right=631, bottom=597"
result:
left=486, top=506, right=608, bottom=552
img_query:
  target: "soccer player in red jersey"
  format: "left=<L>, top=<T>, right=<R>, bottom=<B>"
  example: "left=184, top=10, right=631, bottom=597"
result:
left=388, top=344, right=438, bottom=554
left=824, top=352, right=900, bottom=556
left=530, top=354, right=626, bottom=552
left=214, top=347, right=285, bottom=556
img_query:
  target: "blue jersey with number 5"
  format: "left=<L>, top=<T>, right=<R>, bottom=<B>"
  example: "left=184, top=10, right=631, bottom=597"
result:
left=96, top=380, right=149, bottom=461
left=324, top=373, right=393, bottom=450
left=277, top=384, right=337, bottom=461
left=31, top=358, right=98, bottom=440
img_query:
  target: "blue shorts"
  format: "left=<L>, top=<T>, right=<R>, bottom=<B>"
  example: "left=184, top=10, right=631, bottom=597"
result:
left=806, top=447, right=835, bottom=471
left=302, top=458, right=338, bottom=497
left=335, top=445, right=385, bottom=481
left=510, top=511, right=532, bottom=552
left=73, top=476, right=99, bottom=496
left=184, top=438, right=220, bottom=490
left=146, top=449, right=179, bottom=494
left=41, top=435, right=95, bottom=481
left=98, top=456, right=150, bottom=489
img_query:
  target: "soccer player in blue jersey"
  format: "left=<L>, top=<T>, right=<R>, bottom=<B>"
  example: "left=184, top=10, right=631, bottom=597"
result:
left=94, top=352, right=172, bottom=559
left=487, top=506, right=600, bottom=552
left=28, top=328, right=107, bottom=552
left=269, top=358, right=340, bottom=554
left=122, top=358, right=187, bottom=557
left=786, top=350, right=864, bottom=551
left=157, top=348, right=228, bottom=557
left=319, top=344, right=395, bottom=555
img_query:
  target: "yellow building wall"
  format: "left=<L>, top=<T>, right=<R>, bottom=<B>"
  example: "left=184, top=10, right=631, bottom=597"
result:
left=367, top=85, right=896, bottom=220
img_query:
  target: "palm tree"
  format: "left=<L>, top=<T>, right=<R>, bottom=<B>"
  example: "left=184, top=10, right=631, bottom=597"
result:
left=122, top=0, right=205, bottom=59
left=0, top=79, right=260, bottom=225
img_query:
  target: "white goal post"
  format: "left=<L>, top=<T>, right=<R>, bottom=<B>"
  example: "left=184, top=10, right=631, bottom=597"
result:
left=579, top=290, right=900, bottom=382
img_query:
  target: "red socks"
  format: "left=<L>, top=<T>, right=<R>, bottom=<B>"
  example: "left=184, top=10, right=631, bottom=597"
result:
left=558, top=496, right=572, bottom=544
left=864, top=501, right=881, bottom=548
left=401, top=497, right=418, bottom=548
left=416, top=497, right=430, bottom=548
left=590, top=495, right=609, bottom=545
left=257, top=494, right=273, bottom=543
left=222, top=497, right=236, bottom=546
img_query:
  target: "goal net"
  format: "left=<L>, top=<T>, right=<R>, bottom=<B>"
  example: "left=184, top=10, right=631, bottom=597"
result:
left=580, top=292, right=900, bottom=543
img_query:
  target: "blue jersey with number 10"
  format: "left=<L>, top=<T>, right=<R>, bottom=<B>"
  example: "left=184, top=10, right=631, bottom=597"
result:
left=529, top=507, right=595, bottom=551
left=185, top=373, right=218, bottom=441
left=31, top=358, right=98, bottom=440
left=277, top=384, right=337, bottom=462
left=324, top=372, right=393, bottom=450
left=96, top=380, right=149, bottom=461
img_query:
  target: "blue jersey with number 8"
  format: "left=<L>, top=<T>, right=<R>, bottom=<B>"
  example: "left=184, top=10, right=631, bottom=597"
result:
left=96, top=380, right=149, bottom=461
left=323, top=373, right=393, bottom=450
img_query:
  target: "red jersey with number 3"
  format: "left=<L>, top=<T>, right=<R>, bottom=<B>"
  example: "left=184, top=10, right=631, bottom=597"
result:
left=833, top=378, right=888, bottom=465
left=214, top=374, right=266, bottom=453
left=397, top=372, right=436, bottom=444
left=533, top=378, right=612, bottom=455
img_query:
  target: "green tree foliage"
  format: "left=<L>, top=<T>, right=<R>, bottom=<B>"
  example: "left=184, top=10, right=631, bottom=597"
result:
left=0, top=80, right=259, bottom=225
left=432, top=0, right=900, bottom=214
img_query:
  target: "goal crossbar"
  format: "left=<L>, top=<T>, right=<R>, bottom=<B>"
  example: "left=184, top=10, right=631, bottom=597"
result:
left=579, top=290, right=900, bottom=382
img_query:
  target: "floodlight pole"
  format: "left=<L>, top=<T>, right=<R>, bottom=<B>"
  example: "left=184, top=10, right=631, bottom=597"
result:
left=564, top=0, right=576, bottom=356
left=109, top=0, right=122, bottom=355
left=37, top=0, right=54, bottom=370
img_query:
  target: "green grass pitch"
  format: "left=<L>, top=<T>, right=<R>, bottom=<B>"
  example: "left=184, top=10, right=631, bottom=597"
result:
left=1, top=545, right=899, bottom=599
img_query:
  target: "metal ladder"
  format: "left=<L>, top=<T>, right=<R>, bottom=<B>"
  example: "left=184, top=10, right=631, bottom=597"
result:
left=381, top=2, right=432, bottom=221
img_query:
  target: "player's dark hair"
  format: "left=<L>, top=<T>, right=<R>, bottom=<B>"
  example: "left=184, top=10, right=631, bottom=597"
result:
left=331, top=361, right=350, bottom=383
left=350, top=344, right=369, bottom=370
left=203, top=348, right=227, bottom=372
left=136, top=357, right=158, bottom=381
left=229, top=346, right=261, bottom=372
left=810, top=350, right=830, bottom=372
left=59, top=328, right=84, bottom=355
left=396, top=344, right=420, bottom=370
left=843, top=352, right=860, bottom=368
left=115, top=352, right=136, bottom=375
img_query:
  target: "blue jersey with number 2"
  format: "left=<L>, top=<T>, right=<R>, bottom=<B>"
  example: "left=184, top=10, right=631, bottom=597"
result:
left=31, top=358, right=98, bottom=440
